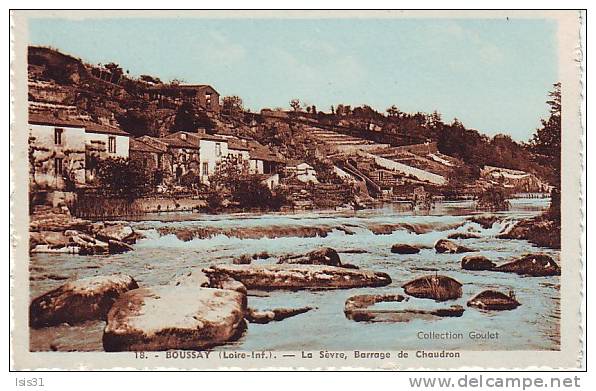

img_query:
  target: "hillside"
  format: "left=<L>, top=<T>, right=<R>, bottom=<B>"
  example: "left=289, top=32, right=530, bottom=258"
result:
left=27, top=45, right=556, bottom=189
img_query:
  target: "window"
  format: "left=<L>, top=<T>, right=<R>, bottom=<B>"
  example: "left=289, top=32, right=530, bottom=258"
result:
left=108, top=136, right=116, bottom=153
left=215, top=143, right=222, bottom=157
left=54, top=128, right=63, bottom=145
left=54, top=158, right=63, bottom=176
left=205, top=92, right=212, bottom=105
left=202, top=162, right=209, bottom=175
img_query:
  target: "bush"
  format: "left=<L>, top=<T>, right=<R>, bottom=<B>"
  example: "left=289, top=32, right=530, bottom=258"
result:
left=96, top=157, right=153, bottom=197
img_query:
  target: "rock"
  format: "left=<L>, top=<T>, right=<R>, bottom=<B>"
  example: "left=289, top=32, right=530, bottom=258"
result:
left=206, top=272, right=248, bottom=295
left=108, top=240, right=134, bottom=254
left=461, top=255, right=496, bottom=271
left=468, top=215, right=500, bottom=229
left=338, top=248, right=368, bottom=254
left=29, top=209, right=91, bottom=233
left=497, top=218, right=561, bottom=249
left=122, top=230, right=145, bottom=245
left=278, top=247, right=342, bottom=267
left=29, top=274, right=138, bottom=327
left=102, top=286, right=246, bottom=351
left=495, top=254, right=561, bottom=276
left=448, top=232, right=481, bottom=240
left=391, top=244, right=421, bottom=254
left=96, top=224, right=134, bottom=243
left=173, top=268, right=247, bottom=295
left=175, top=228, right=194, bottom=242
left=233, top=254, right=252, bottom=265
left=435, top=239, right=475, bottom=254
left=38, top=231, right=70, bottom=247
left=402, top=275, right=463, bottom=301
left=204, top=264, right=392, bottom=290
left=344, top=294, right=464, bottom=322
left=252, top=251, right=270, bottom=260
left=31, top=244, right=79, bottom=254
left=29, top=232, right=44, bottom=250
left=246, top=306, right=314, bottom=324
left=170, top=269, right=211, bottom=288
left=467, top=290, right=521, bottom=310
left=158, top=225, right=332, bottom=240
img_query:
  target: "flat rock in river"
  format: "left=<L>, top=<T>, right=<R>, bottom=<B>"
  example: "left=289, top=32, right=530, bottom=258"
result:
left=344, top=294, right=464, bottom=322
left=495, top=254, right=561, bottom=276
left=102, top=286, right=246, bottom=351
left=435, top=239, right=476, bottom=254
left=402, top=275, right=463, bottom=301
left=461, top=255, right=496, bottom=271
left=467, top=290, right=521, bottom=310
left=30, top=274, right=138, bottom=327
left=204, top=264, right=391, bottom=290
left=391, top=244, right=421, bottom=254
left=246, top=306, right=314, bottom=324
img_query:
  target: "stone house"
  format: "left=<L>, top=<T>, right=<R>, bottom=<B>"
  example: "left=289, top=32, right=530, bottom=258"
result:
left=146, top=84, right=220, bottom=113
left=160, top=132, right=201, bottom=183
left=28, top=113, right=86, bottom=191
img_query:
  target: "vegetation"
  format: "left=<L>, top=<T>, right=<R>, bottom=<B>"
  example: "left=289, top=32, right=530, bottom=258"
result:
left=476, top=187, right=510, bottom=211
left=95, top=157, right=154, bottom=197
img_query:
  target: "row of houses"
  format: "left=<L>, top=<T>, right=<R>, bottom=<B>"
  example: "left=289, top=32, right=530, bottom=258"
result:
left=28, top=111, right=287, bottom=192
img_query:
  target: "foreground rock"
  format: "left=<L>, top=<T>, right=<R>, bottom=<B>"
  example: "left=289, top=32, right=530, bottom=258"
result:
left=448, top=232, right=481, bottom=240
left=344, top=294, right=464, bottom=322
left=278, top=247, right=342, bottom=267
left=467, top=290, right=521, bottom=310
left=391, top=244, right=421, bottom=254
left=402, top=275, right=463, bottom=301
left=495, top=254, right=560, bottom=277
left=29, top=206, right=91, bottom=232
left=435, top=239, right=476, bottom=254
left=30, top=274, right=138, bottom=327
left=461, top=255, right=496, bottom=271
left=246, top=306, right=314, bottom=324
left=204, top=264, right=391, bottom=290
left=103, top=286, right=246, bottom=351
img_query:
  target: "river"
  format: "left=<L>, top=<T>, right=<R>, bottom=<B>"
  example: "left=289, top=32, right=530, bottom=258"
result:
left=29, top=198, right=560, bottom=352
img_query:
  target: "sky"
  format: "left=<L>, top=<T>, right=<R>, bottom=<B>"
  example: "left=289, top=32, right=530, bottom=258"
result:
left=28, top=17, right=558, bottom=141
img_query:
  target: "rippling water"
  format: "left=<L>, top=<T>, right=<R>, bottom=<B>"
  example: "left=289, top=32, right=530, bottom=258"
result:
left=29, top=198, right=560, bottom=352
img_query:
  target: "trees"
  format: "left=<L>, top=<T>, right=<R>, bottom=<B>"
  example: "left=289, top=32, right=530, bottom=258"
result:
left=528, top=82, right=561, bottom=188
left=386, top=105, right=400, bottom=118
left=96, top=157, right=153, bottom=197
left=528, top=82, right=561, bottom=221
left=222, top=95, right=244, bottom=118
left=289, top=99, right=302, bottom=112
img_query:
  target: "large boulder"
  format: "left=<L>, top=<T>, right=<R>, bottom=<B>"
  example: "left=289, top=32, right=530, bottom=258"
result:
left=246, top=306, right=314, bottom=324
left=96, top=224, right=134, bottom=243
left=204, top=264, right=391, bottom=290
left=467, top=290, right=521, bottom=310
left=402, top=275, right=463, bottom=301
left=495, top=254, right=560, bottom=276
left=70, top=234, right=109, bottom=255
left=344, top=294, right=464, bottom=322
left=278, top=247, right=342, bottom=267
left=102, top=286, right=247, bottom=351
left=461, top=255, right=496, bottom=271
left=435, top=239, right=475, bottom=254
left=29, top=274, right=138, bottom=327
left=391, top=244, right=421, bottom=254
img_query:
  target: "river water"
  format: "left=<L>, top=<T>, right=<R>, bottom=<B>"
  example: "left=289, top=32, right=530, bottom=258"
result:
left=29, top=198, right=560, bottom=352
